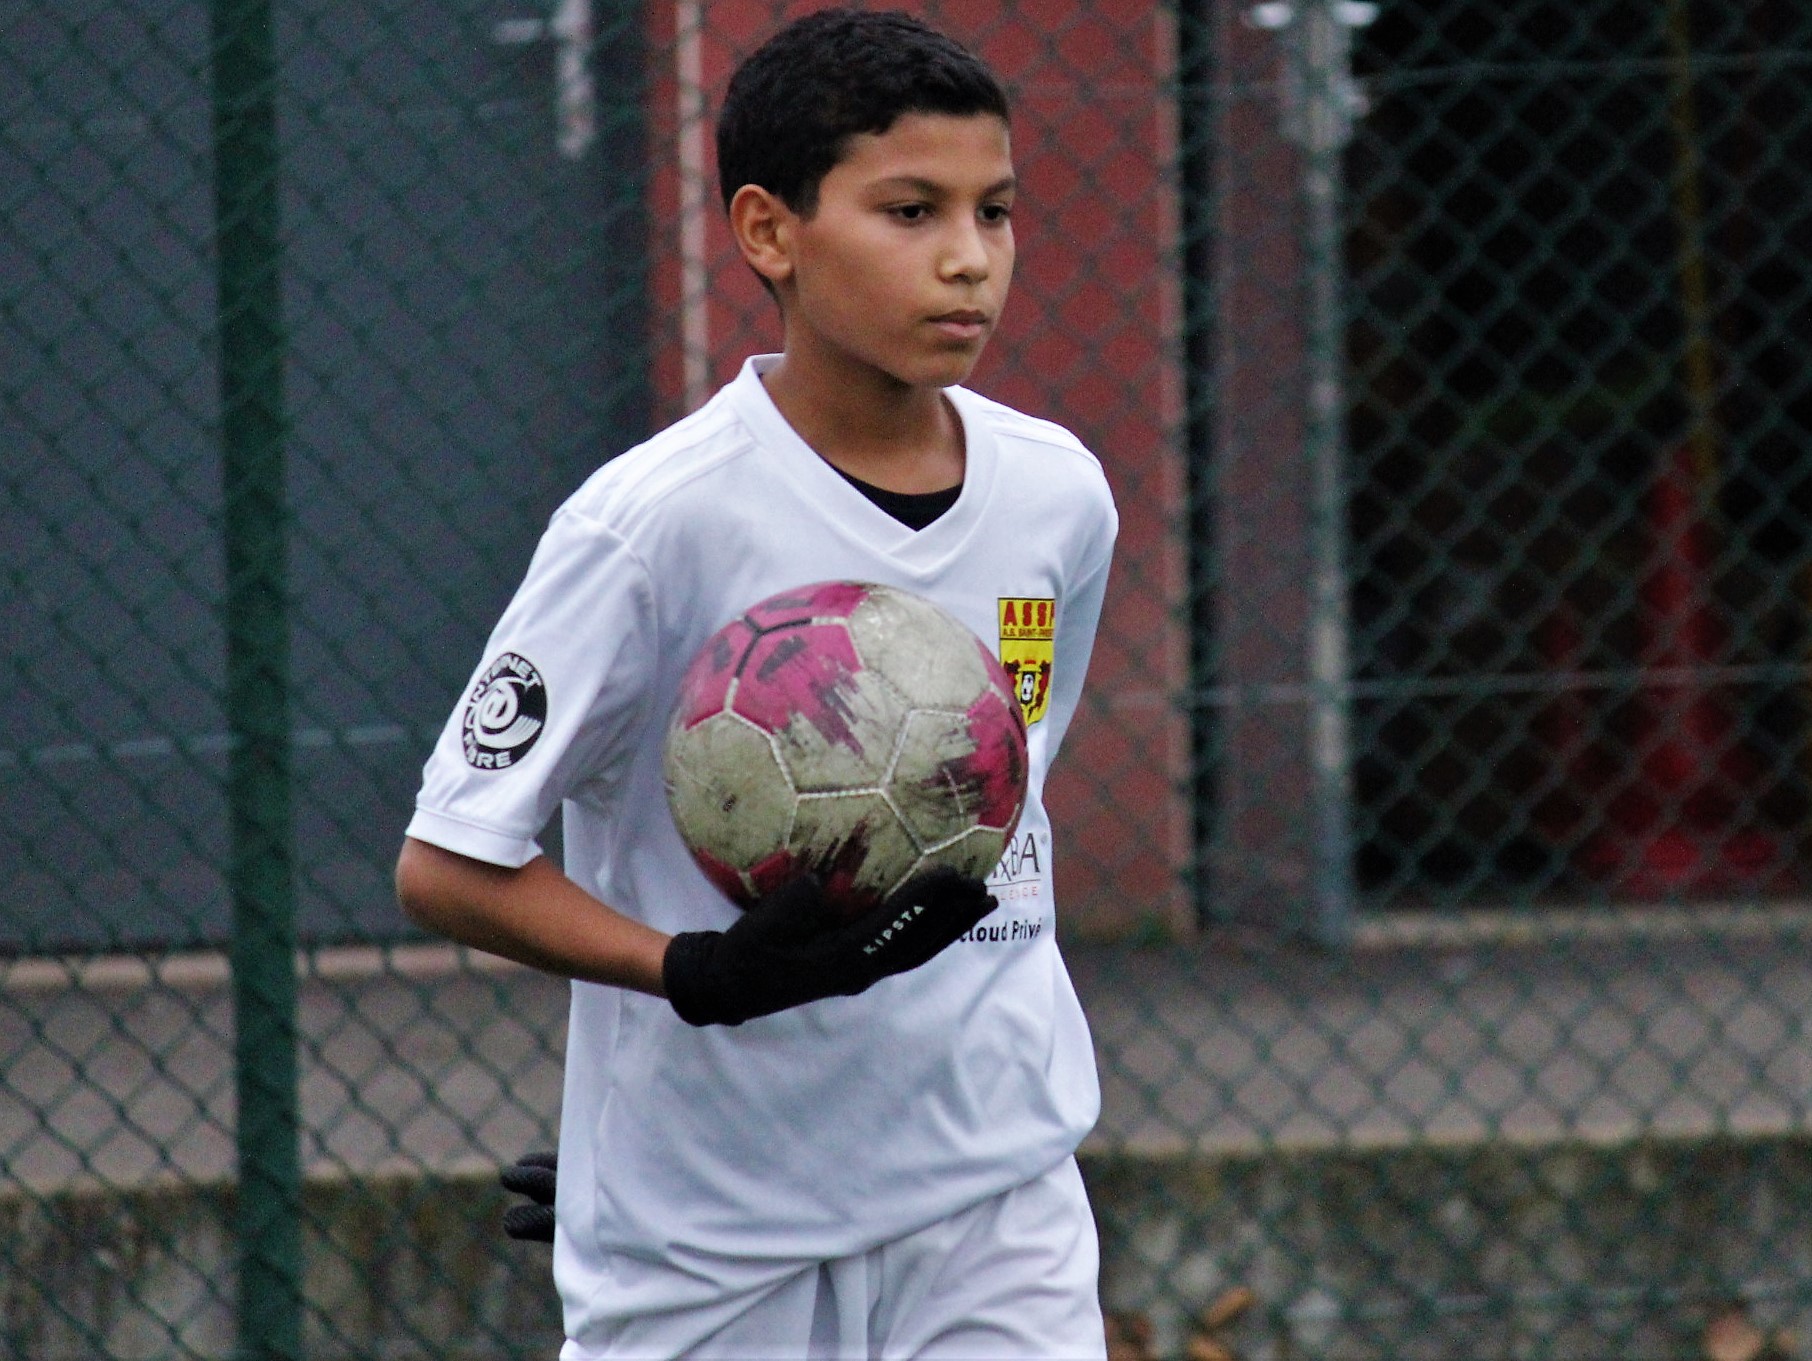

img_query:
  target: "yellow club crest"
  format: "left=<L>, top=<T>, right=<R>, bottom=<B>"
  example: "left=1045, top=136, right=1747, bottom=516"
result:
left=998, top=597, right=1055, bottom=725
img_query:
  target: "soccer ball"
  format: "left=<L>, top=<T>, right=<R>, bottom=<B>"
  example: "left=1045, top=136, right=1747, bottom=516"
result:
left=663, top=580, right=1028, bottom=918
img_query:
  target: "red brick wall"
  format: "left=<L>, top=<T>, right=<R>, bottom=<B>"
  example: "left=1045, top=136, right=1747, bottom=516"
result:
left=643, top=1, right=1192, bottom=937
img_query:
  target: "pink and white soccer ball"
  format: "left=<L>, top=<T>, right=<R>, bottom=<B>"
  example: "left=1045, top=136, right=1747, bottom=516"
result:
left=663, top=580, right=1028, bottom=918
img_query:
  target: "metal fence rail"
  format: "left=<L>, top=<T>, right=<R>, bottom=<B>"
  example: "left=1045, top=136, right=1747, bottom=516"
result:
left=5, top=2, right=1812, bottom=1358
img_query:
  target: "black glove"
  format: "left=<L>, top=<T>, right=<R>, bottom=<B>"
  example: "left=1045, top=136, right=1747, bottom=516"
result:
left=500, top=1150, right=557, bottom=1243
left=663, top=866, right=996, bottom=1027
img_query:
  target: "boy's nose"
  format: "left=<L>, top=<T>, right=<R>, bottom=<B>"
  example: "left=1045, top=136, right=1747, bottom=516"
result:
left=940, top=222, right=993, bottom=282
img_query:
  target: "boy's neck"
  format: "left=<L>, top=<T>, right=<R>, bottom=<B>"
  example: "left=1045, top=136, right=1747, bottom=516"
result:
left=760, top=352, right=965, bottom=495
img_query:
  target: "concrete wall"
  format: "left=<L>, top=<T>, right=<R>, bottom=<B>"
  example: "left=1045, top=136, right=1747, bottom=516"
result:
left=10, top=1136, right=1812, bottom=1360
left=2, top=1173, right=561, bottom=1361
left=1090, top=1136, right=1812, bottom=1361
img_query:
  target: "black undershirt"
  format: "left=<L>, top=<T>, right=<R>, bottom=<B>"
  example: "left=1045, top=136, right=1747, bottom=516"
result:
left=834, top=466, right=962, bottom=530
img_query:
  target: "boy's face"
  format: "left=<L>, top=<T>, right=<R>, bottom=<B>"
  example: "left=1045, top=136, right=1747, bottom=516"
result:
left=757, top=112, right=1017, bottom=391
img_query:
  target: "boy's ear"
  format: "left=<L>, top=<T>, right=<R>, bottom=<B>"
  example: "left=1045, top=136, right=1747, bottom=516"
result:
left=728, top=184, right=795, bottom=288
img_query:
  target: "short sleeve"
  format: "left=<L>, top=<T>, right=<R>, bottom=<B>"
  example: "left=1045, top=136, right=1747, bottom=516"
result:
left=406, top=506, right=660, bottom=868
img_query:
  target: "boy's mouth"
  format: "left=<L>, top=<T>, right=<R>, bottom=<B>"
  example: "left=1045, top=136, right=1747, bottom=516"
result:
left=929, top=310, right=990, bottom=339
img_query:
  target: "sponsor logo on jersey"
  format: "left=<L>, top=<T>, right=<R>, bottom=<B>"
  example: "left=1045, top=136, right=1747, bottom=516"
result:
left=959, top=832, right=1047, bottom=942
left=989, top=830, right=1043, bottom=886
left=462, top=653, right=547, bottom=769
left=997, top=597, right=1055, bottom=725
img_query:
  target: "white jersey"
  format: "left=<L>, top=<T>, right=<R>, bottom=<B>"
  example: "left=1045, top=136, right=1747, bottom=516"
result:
left=407, top=355, right=1117, bottom=1346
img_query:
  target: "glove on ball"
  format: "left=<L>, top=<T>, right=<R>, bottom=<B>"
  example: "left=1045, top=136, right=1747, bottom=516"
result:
left=663, top=866, right=996, bottom=1027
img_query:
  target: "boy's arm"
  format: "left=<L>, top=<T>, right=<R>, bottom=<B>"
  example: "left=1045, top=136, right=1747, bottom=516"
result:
left=395, top=836, right=997, bottom=1022
left=395, top=837, right=670, bottom=993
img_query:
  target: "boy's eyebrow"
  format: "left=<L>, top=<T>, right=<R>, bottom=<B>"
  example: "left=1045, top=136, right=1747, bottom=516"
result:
left=871, top=174, right=1018, bottom=197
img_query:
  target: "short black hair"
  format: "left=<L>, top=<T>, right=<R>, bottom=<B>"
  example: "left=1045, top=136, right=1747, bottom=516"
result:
left=717, top=8, right=1010, bottom=217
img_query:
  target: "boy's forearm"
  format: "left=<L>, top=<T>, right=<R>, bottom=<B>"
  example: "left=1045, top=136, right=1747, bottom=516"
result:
left=395, top=837, right=670, bottom=995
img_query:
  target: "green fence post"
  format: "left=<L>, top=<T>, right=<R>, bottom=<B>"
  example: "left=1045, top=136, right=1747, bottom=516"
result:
left=209, top=0, right=301, bottom=1357
left=1297, top=0, right=1371, bottom=940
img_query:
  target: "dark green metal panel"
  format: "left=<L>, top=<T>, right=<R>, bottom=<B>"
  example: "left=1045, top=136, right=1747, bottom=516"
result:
left=0, top=0, right=650, bottom=951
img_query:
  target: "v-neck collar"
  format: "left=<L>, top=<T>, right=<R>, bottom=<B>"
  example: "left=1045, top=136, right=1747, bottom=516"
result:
left=726, top=354, right=995, bottom=577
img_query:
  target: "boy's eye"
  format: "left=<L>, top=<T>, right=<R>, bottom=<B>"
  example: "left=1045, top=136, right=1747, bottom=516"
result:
left=981, top=202, right=1013, bottom=223
left=890, top=203, right=931, bottom=221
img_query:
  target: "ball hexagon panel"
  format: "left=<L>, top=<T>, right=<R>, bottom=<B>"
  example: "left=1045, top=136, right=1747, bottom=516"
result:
left=847, top=587, right=1001, bottom=711
left=770, top=663, right=909, bottom=793
left=789, top=790, right=923, bottom=909
left=728, top=622, right=878, bottom=767
left=671, top=617, right=758, bottom=727
left=886, top=708, right=995, bottom=848
left=731, top=624, right=863, bottom=727
left=663, top=711, right=794, bottom=872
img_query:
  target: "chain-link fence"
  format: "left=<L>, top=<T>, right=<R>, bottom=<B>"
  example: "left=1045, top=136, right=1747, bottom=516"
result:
left=5, top=1, right=1812, bottom=1358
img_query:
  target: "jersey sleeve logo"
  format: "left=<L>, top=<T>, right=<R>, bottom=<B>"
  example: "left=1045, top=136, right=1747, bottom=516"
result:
left=997, top=597, right=1055, bottom=726
left=462, top=653, right=547, bottom=769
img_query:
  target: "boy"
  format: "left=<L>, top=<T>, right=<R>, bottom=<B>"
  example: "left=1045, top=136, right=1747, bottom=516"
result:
left=397, top=8, right=1117, bottom=1358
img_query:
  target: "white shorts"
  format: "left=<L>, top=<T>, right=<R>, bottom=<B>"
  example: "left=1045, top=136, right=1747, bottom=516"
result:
left=561, top=1156, right=1105, bottom=1360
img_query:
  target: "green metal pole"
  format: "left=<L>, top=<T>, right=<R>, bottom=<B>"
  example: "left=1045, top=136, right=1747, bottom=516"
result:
left=1297, top=0, right=1366, bottom=942
left=209, top=1, right=301, bottom=1357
